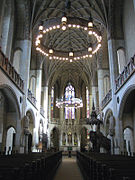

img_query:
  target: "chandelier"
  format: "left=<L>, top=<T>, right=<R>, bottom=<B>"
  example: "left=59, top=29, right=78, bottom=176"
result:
left=56, top=97, right=83, bottom=109
left=35, top=14, right=102, bottom=62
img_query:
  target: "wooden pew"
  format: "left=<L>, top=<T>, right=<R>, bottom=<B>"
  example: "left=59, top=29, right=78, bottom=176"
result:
left=77, top=151, right=135, bottom=180
left=0, top=151, right=62, bottom=180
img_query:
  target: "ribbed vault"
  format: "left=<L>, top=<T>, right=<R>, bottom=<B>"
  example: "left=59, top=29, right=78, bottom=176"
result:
left=23, top=0, right=123, bottom=90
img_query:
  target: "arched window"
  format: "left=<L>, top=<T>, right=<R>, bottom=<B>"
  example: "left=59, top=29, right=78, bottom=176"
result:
left=13, top=49, right=22, bottom=74
left=51, top=87, right=54, bottom=118
left=103, top=75, right=110, bottom=96
left=117, top=48, right=126, bottom=74
left=29, top=76, right=36, bottom=96
left=86, top=87, right=90, bottom=118
left=65, top=83, right=75, bottom=119
left=6, top=127, right=16, bottom=155
left=124, top=127, right=134, bottom=155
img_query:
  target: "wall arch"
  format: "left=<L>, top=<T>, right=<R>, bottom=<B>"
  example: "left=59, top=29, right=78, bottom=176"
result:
left=117, top=48, right=126, bottom=74
left=13, top=48, right=22, bottom=74
left=0, top=84, right=21, bottom=152
left=0, top=84, right=21, bottom=119
left=25, top=109, right=35, bottom=128
left=29, top=75, right=36, bottom=96
left=6, top=126, right=16, bottom=154
left=118, top=85, right=135, bottom=121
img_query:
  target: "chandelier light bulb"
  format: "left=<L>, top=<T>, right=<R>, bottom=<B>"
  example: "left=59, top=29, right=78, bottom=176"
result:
left=36, top=47, right=40, bottom=51
left=88, top=46, right=92, bottom=52
left=39, top=25, right=43, bottom=31
left=62, top=25, right=67, bottom=31
left=98, top=43, right=101, bottom=48
left=57, top=25, right=60, bottom=28
left=49, top=49, right=53, bottom=54
left=88, top=21, right=93, bottom=28
left=35, top=39, right=40, bottom=45
left=61, top=16, right=67, bottom=23
left=89, top=54, right=92, bottom=58
left=49, top=27, right=52, bottom=31
left=69, top=51, right=74, bottom=57
left=88, top=30, right=93, bottom=35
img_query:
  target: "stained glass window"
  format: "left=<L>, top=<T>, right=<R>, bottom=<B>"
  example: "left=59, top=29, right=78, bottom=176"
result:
left=86, top=87, right=90, bottom=118
left=65, top=83, right=75, bottom=119
left=51, top=87, right=54, bottom=118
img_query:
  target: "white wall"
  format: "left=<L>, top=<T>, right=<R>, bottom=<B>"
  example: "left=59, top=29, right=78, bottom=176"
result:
left=123, top=0, right=135, bottom=60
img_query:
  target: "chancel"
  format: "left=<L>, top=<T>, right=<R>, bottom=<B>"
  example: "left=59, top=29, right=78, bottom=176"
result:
left=0, top=0, right=135, bottom=179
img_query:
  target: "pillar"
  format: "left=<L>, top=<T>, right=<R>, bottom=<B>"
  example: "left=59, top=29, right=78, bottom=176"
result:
left=48, top=93, right=51, bottom=122
left=107, top=38, right=125, bottom=153
left=0, top=0, right=6, bottom=47
left=0, top=92, right=4, bottom=151
left=43, top=86, right=48, bottom=133
left=72, top=134, right=74, bottom=146
left=35, top=69, right=42, bottom=110
left=89, top=94, right=92, bottom=113
left=92, top=86, right=98, bottom=109
left=97, top=69, right=104, bottom=106
left=133, top=0, right=135, bottom=10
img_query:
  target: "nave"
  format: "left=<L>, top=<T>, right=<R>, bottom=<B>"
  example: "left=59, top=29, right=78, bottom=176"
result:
left=54, top=156, right=83, bottom=180
left=0, top=150, right=135, bottom=180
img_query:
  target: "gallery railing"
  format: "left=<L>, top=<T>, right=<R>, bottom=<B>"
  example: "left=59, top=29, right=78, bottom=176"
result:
left=28, top=89, right=37, bottom=106
left=101, top=89, right=112, bottom=109
left=40, top=106, right=45, bottom=117
left=115, top=55, right=135, bottom=92
left=0, top=48, right=24, bottom=92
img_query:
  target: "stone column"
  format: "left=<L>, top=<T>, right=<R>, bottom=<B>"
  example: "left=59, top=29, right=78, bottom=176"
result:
left=48, top=93, right=51, bottom=122
left=133, top=0, right=135, bottom=10
left=89, top=94, right=92, bottom=113
left=72, top=134, right=74, bottom=146
left=13, top=39, right=32, bottom=118
left=92, top=86, right=98, bottom=108
left=0, top=0, right=6, bottom=47
left=60, top=107, right=64, bottom=123
left=24, top=115, right=30, bottom=154
left=60, top=133, right=62, bottom=147
left=35, top=69, right=42, bottom=110
left=43, top=86, right=49, bottom=133
left=97, top=69, right=104, bottom=106
left=107, top=39, right=124, bottom=153
left=0, top=92, right=4, bottom=151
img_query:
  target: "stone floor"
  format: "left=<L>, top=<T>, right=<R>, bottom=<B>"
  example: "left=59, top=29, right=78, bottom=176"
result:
left=53, top=156, right=83, bottom=180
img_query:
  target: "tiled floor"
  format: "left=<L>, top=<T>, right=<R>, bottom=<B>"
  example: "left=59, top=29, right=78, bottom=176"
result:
left=54, top=157, right=83, bottom=180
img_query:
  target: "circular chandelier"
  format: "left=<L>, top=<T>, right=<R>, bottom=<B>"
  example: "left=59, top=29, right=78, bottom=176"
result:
left=56, top=97, right=83, bottom=109
left=35, top=15, right=102, bottom=62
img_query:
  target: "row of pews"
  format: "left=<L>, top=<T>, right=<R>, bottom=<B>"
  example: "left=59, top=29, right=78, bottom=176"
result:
left=77, top=151, right=135, bottom=180
left=0, top=151, right=62, bottom=180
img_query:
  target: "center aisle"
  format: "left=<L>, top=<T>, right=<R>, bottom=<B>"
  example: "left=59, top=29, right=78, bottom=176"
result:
left=53, top=157, right=83, bottom=180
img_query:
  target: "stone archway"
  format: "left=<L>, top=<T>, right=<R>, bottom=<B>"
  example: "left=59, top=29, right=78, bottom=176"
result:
left=123, top=127, right=134, bottom=155
left=25, top=110, right=35, bottom=153
left=0, top=85, right=20, bottom=153
left=118, top=86, right=135, bottom=154
left=6, top=126, right=16, bottom=154
left=104, top=109, right=116, bottom=154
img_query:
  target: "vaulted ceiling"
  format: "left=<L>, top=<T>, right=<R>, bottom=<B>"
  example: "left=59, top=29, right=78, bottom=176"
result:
left=15, top=0, right=123, bottom=91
